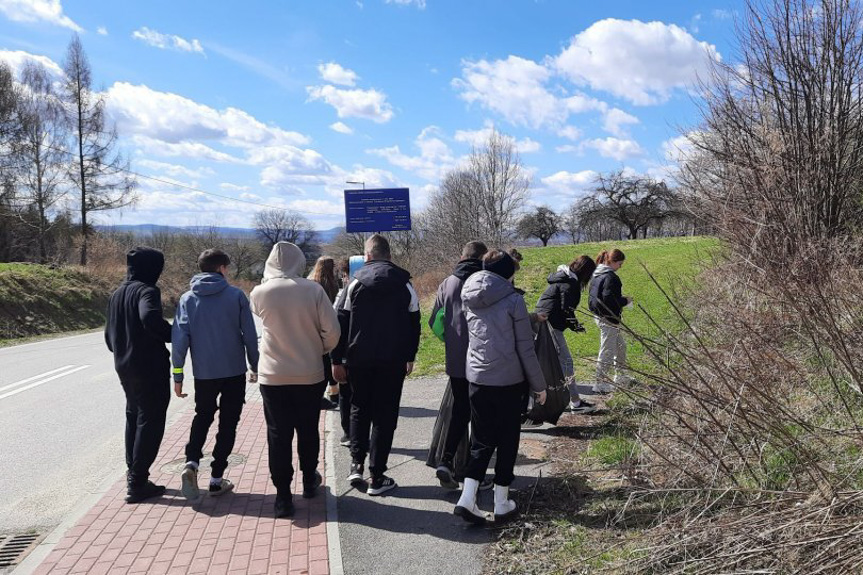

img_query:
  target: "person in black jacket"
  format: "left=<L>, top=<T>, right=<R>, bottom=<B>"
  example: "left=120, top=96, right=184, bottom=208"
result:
left=535, top=255, right=597, bottom=413
left=588, top=249, right=632, bottom=394
left=331, top=235, right=421, bottom=496
left=104, top=247, right=173, bottom=503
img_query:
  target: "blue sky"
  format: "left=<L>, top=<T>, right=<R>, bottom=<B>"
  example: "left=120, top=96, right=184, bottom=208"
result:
left=0, top=0, right=741, bottom=229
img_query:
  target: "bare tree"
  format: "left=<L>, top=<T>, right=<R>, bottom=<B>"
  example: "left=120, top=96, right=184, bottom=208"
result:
left=423, top=129, right=532, bottom=258
left=11, top=62, right=69, bottom=263
left=516, top=206, right=561, bottom=246
left=576, top=171, right=678, bottom=240
left=63, top=34, right=137, bottom=266
left=254, top=208, right=319, bottom=261
left=680, top=0, right=863, bottom=262
left=467, top=129, right=531, bottom=247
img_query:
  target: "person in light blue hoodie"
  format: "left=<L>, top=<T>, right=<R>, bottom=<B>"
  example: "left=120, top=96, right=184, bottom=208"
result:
left=172, top=249, right=259, bottom=499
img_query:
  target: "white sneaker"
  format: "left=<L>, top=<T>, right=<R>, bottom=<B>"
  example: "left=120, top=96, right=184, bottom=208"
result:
left=180, top=465, right=200, bottom=500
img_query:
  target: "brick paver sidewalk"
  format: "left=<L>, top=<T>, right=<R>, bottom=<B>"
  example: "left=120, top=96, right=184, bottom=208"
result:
left=31, top=387, right=330, bottom=575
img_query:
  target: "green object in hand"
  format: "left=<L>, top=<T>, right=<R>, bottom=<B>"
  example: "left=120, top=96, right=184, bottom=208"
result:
left=431, top=308, right=446, bottom=341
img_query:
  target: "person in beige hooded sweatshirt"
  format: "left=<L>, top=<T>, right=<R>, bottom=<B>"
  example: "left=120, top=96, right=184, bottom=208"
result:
left=251, top=242, right=341, bottom=518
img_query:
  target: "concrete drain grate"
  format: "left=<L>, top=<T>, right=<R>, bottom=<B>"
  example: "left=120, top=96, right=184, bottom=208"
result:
left=0, top=533, right=40, bottom=569
left=160, top=453, right=247, bottom=475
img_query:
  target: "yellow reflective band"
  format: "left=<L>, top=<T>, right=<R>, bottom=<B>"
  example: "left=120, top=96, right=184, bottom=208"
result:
left=172, top=368, right=184, bottom=374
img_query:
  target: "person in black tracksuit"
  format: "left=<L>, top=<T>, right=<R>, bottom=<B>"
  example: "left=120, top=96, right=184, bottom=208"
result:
left=331, top=235, right=421, bottom=496
left=427, top=241, right=487, bottom=488
left=104, top=247, right=172, bottom=503
left=535, top=255, right=597, bottom=413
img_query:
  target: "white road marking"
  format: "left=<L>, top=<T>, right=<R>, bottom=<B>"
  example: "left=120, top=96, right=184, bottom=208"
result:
left=0, top=365, right=91, bottom=401
left=0, top=365, right=76, bottom=394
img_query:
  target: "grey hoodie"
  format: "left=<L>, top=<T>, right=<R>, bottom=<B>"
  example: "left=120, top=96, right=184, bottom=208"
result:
left=172, top=272, right=259, bottom=382
left=461, top=270, right=546, bottom=393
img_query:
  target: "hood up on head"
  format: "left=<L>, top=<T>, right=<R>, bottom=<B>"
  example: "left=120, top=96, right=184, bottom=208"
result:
left=262, top=242, right=306, bottom=282
left=453, top=258, right=483, bottom=281
left=461, top=270, right=515, bottom=310
left=126, top=247, right=165, bottom=285
left=190, top=272, right=229, bottom=296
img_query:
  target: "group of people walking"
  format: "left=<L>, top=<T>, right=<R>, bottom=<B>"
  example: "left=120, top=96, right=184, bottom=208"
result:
left=103, top=235, right=631, bottom=525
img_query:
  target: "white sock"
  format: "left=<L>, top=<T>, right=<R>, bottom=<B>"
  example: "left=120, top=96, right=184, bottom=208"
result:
left=210, top=477, right=222, bottom=487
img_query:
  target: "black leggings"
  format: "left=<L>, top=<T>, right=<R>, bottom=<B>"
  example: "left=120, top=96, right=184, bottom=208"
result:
left=464, top=382, right=523, bottom=486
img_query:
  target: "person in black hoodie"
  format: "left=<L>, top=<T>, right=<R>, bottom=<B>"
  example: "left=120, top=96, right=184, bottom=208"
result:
left=535, top=255, right=597, bottom=413
left=588, top=249, right=632, bottom=394
left=331, top=234, right=421, bottom=496
left=104, top=247, right=172, bottom=503
left=427, top=241, right=487, bottom=488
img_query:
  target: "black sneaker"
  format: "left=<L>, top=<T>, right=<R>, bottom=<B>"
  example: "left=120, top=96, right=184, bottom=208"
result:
left=435, top=462, right=459, bottom=490
left=125, top=481, right=166, bottom=504
left=339, top=434, right=351, bottom=447
left=208, top=478, right=235, bottom=496
left=303, top=470, right=322, bottom=499
left=367, top=475, right=397, bottom=496
left=274, top=493, right=295, bottom=518
left=348, top=462, right=364, bottom=486
left=320, top=397, right=338, bottom=410
left=568, top=400, right=597, bottom=414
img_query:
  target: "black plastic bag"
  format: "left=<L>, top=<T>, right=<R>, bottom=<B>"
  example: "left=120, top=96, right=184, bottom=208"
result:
left=425, top=379, right=470, bottom=480
left=527, top=322, right=570, bottom=425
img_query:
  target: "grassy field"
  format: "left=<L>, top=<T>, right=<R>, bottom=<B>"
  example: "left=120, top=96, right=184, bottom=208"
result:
left=0, top=263, right=111, bottom=341
left=413, top=236, right=718, bottom=378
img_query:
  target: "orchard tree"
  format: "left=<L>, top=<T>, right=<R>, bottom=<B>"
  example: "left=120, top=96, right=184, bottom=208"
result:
left=517, top=206, right=561, bottom=246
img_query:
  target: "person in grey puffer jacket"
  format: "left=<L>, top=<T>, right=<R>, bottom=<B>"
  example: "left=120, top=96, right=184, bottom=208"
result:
left=454, top=250, right=546, bottom=526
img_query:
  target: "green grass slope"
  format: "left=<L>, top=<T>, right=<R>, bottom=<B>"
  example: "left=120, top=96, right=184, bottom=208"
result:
left=0, top=263, right=111, bottom=341
left=413, top=236, right=718, bottom=378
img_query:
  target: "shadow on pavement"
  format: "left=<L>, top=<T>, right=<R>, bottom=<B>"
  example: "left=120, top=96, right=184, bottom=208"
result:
left=399, top=406, right=439, bottom=418
left=337, top=485, right=494, bottom=543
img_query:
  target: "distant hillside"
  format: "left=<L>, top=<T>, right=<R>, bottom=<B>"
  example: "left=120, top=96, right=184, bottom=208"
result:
left=96, top=225, right=343, bottom=243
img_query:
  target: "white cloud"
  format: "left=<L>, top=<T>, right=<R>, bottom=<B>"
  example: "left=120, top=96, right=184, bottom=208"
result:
left=583, top=137, right=646, bottom=161
left=453, top=55, right=566, bottom=130
left=454, top=123, right=541, bottom=153
left=251, top=146, right=335, bottom=189
left=541, top=170, right=598, bottom=193
left=132, top=27, right=205, bottom=55
left=556, top=126, right=583, bottom=141
left=135, top=159, right=215, bottom=180
left=220, top=183, right=250, bottom=192
left=384, top=0, right=426, bottom=7
left=96, top=26, right=107, bottom=35
left=603, top=108, right=640, bottom=137
left=132, top=136, right=245, bottom=164
left=0, top=49, right=62, bottom=78
left=368, top=126, right=456, bottom=181
left=107, top=83, right=309, bottom=149
left=318, top=62, right=358, bottom=86
left=712, top=9, right=732, bottom=19
left=330, top=121, right=354, bottom=135
left=0, top=0, right=80, bottom=31
left=662, top=133, right=700, bottom=164
left=206, top=43, right=294, bottom=91
left=554, top=18, right=720, bottom=105
left=306, top=84, right=394, bottom=123
left=285, top=199, right=344, bottom=215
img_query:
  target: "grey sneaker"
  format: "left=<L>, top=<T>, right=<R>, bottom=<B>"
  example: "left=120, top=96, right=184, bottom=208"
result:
left=339, top=434, right=351, bottom=447
left=348, top=462, right=364, bottom=487
left=436, top=463, right=459, bottom=490
left=180, top=465, right=200, bottom=500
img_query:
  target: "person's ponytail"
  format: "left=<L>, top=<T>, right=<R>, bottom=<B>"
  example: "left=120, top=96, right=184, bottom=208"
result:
left=595, top=250, right=609, bottom=265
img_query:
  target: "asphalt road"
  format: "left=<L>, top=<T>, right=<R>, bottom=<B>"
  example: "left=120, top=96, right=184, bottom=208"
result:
left=331, top=375, right=549, bottom=575
left=0, top=331, right=190, bottom=537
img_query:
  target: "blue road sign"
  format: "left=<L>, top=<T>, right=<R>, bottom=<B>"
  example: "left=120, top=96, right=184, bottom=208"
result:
left=344, top=188, right=411, bottom=233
